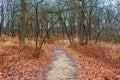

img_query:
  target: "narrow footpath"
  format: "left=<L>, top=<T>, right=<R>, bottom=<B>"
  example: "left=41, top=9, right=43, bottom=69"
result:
left=44, top=43, right=78, bottom=80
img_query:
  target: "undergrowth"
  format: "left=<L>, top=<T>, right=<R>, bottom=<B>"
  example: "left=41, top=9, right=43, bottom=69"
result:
left=69, top=42, right=120, bottom=69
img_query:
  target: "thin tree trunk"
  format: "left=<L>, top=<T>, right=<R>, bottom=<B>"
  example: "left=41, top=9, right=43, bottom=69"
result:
left=0, top=23, right=1, bottom=37
left=79, top=0, right=85, bottom=45
left=19, top=0, right=26, bottom=47
left=0, top=0, right=4, bottom=37
left=70, top=18, right=74, bottom=44
left=113, top=31, right=117, bottom=44
left=95, top=32, right=101, bottom=43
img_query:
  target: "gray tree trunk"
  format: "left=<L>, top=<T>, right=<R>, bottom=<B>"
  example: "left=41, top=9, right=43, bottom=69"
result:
left=19, top=0, right=26, bottom=47
left=0, top=0, right=4, bottom=37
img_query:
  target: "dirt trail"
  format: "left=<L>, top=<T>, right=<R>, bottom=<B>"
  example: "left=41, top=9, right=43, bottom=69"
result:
left=44, top=43, right=78, bottom=80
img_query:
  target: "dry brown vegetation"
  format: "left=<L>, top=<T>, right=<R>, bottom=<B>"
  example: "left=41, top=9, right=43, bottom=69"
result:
left=71, top=42, right=120, bottom=69
left=0, top=35, right=58, bottom=79
left=0, top=35, right=120, bottom=79
left=64, top=40, right=120, bottom=79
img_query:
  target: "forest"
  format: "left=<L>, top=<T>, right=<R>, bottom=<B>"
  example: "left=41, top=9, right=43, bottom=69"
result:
left=0, top=0, right=120, bottom=79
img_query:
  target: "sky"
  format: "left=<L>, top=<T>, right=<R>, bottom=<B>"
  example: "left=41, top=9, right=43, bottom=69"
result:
left=0, top=0, right=118, bottom=6
left=105, top=0, right=117, bottom=5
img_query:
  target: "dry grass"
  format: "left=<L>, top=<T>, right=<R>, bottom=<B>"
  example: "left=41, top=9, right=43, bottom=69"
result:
left=68, top=41, right=120, bottom=71
left=64, top=41, right=120, bottom=79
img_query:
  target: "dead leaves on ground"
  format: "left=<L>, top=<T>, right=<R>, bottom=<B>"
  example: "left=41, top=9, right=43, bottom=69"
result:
left=0, top=36, right=54, bottom=79
left=64, top=42, right=120, bottom=80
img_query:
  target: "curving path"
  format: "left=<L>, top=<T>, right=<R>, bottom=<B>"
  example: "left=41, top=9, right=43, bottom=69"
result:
left=44, top=43, right=78, bottom=80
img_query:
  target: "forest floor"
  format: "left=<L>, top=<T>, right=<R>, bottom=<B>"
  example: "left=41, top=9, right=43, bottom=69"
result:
left=64, top=42, right=120, bottom=80
left=0, top=36, right=58, bottom=79
left=0, top=36, right=120, bottom=80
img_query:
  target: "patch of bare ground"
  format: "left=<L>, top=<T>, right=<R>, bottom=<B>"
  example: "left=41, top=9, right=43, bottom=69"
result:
left=64, top=42, right=120, bottom=80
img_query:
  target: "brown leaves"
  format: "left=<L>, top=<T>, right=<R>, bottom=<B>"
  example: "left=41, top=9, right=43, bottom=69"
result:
left=64, top=42, right=120, bottom=79
left=0, top=36, right=54, bottom=79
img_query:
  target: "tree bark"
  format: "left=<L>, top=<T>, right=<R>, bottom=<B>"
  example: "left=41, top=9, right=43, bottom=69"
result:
left=19, top=0, right=26, bottom=47
left=34, top=6, right=40, bottom=58
left=79, top=0, right=85, bottom=45
left=0, top=0, right=4, bottom=37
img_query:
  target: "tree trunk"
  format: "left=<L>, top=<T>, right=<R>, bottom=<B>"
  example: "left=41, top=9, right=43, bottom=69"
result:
left=95, top=32, right=101, bottom=43
left=113, top=31, right=117, bottom=44
left=79, top=22, right=85, bottom=45
left=0, top=0, right=4, bottom=37
left=79, top=12, right=85, bottom=45
left=0, top=23, right=1, bottom=37
left=33, top=6, right=40, bottom=58
left=19, top=0, right=26, bottom=47
left=70, top=17, right=74, bottom=44
left=10, top=1, right=16, bottom=38
left=79, top=0, right=85, bottom=45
